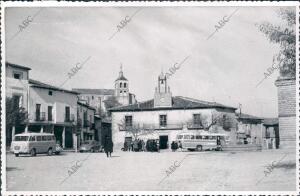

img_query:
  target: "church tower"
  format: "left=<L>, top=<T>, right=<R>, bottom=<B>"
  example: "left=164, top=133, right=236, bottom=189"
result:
left=154, top=72, right=172, bottom=107
left=115, top=65, right=129, bottom=105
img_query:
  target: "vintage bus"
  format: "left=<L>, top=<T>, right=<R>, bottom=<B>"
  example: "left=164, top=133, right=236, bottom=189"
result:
left=176, top=132, right=229, bottom=151
left=11, top=132, right=57, bottom=157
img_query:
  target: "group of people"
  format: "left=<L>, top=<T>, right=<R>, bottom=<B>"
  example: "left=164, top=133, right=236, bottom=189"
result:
left=123, top=139, right=146, bottom=152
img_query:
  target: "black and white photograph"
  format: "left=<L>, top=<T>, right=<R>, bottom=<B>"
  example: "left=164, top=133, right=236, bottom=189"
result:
left=1, top=1, right=299, bottom=195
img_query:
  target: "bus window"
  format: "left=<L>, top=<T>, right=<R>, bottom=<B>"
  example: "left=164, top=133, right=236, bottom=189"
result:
left=204, top=136, right=209, bottom=140
left=15, top=136, right=29, bottom=141
left=37, top=136, right=42, bottom=141
left=46, top=136, right=52, bottom=141
left=177, top=135, right=183, bottom=139
left=212, top=136, right=216, bottom=140
left=196, top=135, right=202, bottom=140
left=191, top=135, right=195, bottom=139
left=29, top=136, right=36, bottom=141
left=42, top=136, right=47, bottom=141
left=184, top=135, right=191, bottom=139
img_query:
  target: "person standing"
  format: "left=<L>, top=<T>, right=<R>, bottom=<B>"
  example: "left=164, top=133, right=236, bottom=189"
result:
left=104, top=136, right=113, bottom=157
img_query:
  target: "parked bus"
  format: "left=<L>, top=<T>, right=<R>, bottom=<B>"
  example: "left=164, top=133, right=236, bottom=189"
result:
left=176, top=132, right=229, bottom=151
left=11, top=132, right=57, bottom=157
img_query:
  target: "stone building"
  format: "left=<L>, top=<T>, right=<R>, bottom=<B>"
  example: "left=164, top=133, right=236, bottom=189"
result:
left=73, top=66, right=137, bottom=115
left=275, top=77, right=296, bottom=149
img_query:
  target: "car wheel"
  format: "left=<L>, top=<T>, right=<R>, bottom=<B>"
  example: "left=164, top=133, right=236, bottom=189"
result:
left=55, top=152, right=60, bottom=155
left=47, top=148, right=53, bottom=156
left=90, top=148, right=94, bottom=153
left=30, top=149, right=36, bottom=156
left=196, top=145, right=203, bottom=152
left=15, top=153, right=19, bottom=157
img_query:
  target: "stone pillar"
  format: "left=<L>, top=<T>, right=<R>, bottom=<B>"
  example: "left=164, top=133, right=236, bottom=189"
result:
left=73, top=133, right=77, bottom=152
left=12, top=126, right=15, bottom=141
left=62, top=127, right=66, bottom=148
left=275, top=78, right=296, bottom=150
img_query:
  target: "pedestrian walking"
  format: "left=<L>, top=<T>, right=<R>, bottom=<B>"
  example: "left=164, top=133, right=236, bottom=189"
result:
left=104, top=136, right=113, bottom=157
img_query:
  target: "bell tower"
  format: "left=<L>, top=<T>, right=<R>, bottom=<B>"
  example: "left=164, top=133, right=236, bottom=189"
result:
left=115, top=64, right=129, bottom=105
left=154, top=72, right=172, bottom=107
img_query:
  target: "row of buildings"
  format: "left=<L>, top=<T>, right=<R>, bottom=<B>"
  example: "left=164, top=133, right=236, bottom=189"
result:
left=109, top=72, right=281, bottom=150
left=5, top=62, right=135, bottom=149
left=6, top=61, right=295, bottom=151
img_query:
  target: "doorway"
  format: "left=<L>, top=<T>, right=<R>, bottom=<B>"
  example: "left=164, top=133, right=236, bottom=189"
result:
left=159, top=135, right=168, bottom=149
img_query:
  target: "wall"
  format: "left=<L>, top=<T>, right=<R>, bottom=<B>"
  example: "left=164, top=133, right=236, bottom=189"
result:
left=111, top=108, right=236, bottom=149
left=29, top=87, right=77, bottom=123
left=275, top=78, right=296, bottom=149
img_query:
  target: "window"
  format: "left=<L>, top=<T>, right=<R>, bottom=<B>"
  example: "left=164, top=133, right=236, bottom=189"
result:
left=184, top=135, right=191, bottom=139
left=46, top=136, right=52, bottom=141
left=204, top=136, right=209, bottom=140
left=196, top=135, right=202, bottom=140
left=177, top=135, right=183, bottom=139
left=13, top=72, right=23, bottom=79
left=65, top=106, right=70, bottom=122
left=125, top=116, right=133, bottom=127
left=48, top=106, right=53, bottom=121
left=191, top=135, right=195, bottom=139
left=36, top=136, right=42, bottom=141
left=193, top=114, right=202, bottom=126
left=48, top=91, right=53, bottom=96
left=92, top=96, right=94, bottom=100
left=159, top=115, right=167, bottom=127
left=29, top=136, right=36, bottom=141
left=36, top=104, right=41, bottom=121
left=120, top=90, right=123, bottom=94
left=15, top=136, right=29, bottom=141
left=120, top=82, right=123, bottom=88
left=124, top=83, right=127, bottom=88
left=42, top=136, right=47, bottom=141
left=12, top=95, right=21, bottom=109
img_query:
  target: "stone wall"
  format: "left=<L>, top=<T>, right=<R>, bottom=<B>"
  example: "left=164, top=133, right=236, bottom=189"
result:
left=275, top=78, right=296, bottom=149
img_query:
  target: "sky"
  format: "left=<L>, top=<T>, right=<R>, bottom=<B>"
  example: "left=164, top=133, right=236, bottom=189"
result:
left=5, top=6, right=295, bottom=118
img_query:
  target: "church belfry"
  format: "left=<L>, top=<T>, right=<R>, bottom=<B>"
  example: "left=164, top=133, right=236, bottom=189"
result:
left=115, top=65, right=130, bottom=105
left=154, top=72, right=172, bottom=107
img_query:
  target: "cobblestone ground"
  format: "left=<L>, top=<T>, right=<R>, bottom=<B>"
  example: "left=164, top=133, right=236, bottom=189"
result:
left=6, top=149, right=296, bottom=191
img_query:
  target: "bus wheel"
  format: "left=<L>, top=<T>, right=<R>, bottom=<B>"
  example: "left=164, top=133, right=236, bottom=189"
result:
left=15, top=153, right=19, bottom=157
left=196, top=145, right=203, bottom=152
left=47, top=148, right=53, bottom=156
left=30, top=149, right=36, bottom=156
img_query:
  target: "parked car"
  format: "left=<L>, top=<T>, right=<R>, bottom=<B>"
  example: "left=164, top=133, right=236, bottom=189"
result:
left=79, top=140, right=102, bottom=152
left=55, top=143, right=63, bottom=155
left=11, top=132, right=56, bottom=157
left=146, top=139, right=159, bottom=152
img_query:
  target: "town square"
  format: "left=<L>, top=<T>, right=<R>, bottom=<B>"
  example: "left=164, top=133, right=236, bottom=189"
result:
left=1, top=2, right=298, bottom=195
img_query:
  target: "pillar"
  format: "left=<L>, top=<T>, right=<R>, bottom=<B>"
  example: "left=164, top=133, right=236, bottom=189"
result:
left=25, top=125, right=28, bottom=133
left=12, top=126, right=15, bottom=141
left=73, top=133, right=77, bottom=152
left=62, top=127, right=66, bottom=148
left=40, top=126, right=44, bottom=133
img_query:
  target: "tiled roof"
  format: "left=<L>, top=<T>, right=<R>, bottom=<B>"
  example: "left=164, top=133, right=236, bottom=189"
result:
left=77, top=101, right=96, bottom=111
left=115, top=75, right=128, bottom=81
left=6, top=62, right=31, bottom=70
left=263, top=118, right=279, bottom=126
left=109, top=96, right=236, bottom=112
left=237, top=113, right=263, bottom=120
left=73, top=88, right=114, bottom=95
left=29, top=79, right=79, bottom=95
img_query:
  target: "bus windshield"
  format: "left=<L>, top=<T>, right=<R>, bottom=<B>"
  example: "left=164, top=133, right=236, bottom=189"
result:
left=15, top=136, right=29, bottom=141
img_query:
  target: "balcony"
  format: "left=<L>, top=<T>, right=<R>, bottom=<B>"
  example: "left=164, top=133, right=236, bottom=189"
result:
left=65, top=114, right=75, bottom=122
left=83, top=120, right=90, bottom=128
left=119, top=123, right=185, bottom=131
left=187, top=122, right=204, bottom=129
left=35, top=112, right=46, bottom=121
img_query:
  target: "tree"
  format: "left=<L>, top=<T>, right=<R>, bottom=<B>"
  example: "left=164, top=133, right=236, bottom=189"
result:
left=198, top=112, right=235, bottom=132
left=258, top=8, right=296, bottom=78
left=6, top=97, right=29, bottom=145
left=117, top=119, right=156, bottom=140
